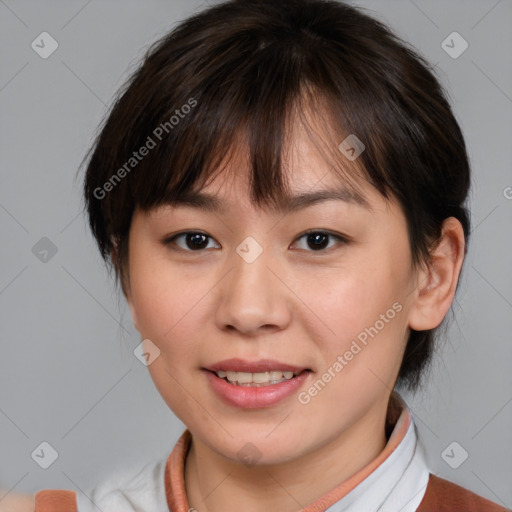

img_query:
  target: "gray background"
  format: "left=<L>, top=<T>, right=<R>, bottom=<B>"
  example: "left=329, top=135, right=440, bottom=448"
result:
left=1, top=0, right=511, bottom=507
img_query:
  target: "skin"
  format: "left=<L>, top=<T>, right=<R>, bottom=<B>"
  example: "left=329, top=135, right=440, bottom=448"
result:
left=6, top=130, right=465, bottom=512
left=0, top=118, right=465, bottom=512
left=0, top=491, right=35, bottom=512
left=122, top=115, right=466, bottom=512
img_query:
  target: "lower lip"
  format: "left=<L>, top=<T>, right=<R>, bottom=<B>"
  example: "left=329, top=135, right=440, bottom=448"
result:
left=203, top=370, right=311, bottom=409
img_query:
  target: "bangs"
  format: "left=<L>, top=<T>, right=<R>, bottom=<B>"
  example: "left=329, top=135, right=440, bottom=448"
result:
left=124, top=46, right=380, bottom=217
left=83, top=0, right=471, bottom=391
left=83, top=4, right=401, bottom=264
left=84, top=0, right=468, bottom=276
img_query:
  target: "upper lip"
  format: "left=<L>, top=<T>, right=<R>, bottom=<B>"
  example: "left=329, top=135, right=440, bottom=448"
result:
left=204, top=358, right=310, bottom=373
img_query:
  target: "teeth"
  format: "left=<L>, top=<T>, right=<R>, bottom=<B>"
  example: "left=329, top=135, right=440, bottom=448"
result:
left=215, top=370, right=299, bottom=385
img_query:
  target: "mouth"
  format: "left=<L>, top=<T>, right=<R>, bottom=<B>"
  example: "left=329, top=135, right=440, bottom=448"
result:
left=202, top=358, right=312, bottom=408
left=210, top=369, right=309, bottom=387
left=203, top=358, right=312, bottom=387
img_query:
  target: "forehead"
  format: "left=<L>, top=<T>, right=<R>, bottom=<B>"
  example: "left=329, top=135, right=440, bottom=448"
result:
left=162, top=110, right=379, bottom=216
left=171, top=179, right=373, bottom=216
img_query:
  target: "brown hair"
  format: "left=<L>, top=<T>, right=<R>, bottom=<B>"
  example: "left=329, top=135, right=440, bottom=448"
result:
left=82, top=0, right=471, bottom=391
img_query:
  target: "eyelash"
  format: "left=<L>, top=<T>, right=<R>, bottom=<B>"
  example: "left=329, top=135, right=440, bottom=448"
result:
left=162, top=229, right=349, bottom=254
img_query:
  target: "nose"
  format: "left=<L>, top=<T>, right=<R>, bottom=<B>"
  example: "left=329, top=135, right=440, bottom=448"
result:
left=215, top=241, right=292, bottom=337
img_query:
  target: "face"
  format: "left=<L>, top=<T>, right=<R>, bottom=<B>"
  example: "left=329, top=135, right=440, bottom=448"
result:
left=125, top=121, right=420, bottom=467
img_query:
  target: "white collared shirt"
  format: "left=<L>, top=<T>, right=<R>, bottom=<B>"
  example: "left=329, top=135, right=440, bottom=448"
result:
left=75, top=393, right=430, bottom=512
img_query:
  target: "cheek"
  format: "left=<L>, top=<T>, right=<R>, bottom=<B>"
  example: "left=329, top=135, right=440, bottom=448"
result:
left=129, top=250, right=202, bottom=341
left=128, top=259, right=206, bottom=419
left=128, top=253, right=218, bottom=380
left=297, top=258, right=408, bottom=383
left=303, top=264, right=403, bottom=337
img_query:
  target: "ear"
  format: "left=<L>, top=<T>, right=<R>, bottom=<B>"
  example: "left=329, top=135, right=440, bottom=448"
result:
left=408, top=217, right=466, bottom=331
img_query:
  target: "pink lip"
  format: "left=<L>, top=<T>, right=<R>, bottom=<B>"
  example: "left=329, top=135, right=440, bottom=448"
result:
left=203, top=369, right=311, bottom=409
left=204, top=358, right=309, bottom=373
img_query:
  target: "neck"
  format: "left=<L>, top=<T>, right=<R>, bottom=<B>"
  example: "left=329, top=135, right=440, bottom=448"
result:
left=184, top=401, right=388, bottom=512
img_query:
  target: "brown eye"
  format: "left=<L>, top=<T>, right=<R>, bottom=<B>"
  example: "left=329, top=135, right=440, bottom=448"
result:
left=292, top=230, right=348, bottom=252
left=163, top=229, right=348, bottom=254
left=164, top=231, right=219, bottom=251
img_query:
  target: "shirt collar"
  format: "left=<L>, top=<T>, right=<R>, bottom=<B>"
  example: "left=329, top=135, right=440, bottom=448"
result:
left=164, top=391, right=427, bottom=512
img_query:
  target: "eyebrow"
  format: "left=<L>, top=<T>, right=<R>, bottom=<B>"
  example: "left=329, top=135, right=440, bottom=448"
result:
left=167, top=186, right=371, bottom=214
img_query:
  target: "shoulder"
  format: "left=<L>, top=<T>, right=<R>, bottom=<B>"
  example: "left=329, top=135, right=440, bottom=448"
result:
left=417, top=473, right=510, bottom=512
left=34, top=490, right=77, bottom=512
left=0, top=457, right=168, bottom=512
left=75, top=457, right=168, bottom=511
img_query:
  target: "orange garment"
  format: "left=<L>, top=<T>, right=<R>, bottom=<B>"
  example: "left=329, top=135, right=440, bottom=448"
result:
left=163, top=429, right=510, bottom=512
left=34, top=475, right=510, bottom=512
left=34, top=490, right=77, bottom=511
left=34, top=393, right=510, bottom=511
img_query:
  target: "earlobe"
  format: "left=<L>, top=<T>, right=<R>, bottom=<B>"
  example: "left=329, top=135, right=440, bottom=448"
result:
left=408, top=217, right=466, bottom=331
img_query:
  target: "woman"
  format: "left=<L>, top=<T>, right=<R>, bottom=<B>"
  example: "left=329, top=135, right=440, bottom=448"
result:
left=4, top=0, right=509, bottom=510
